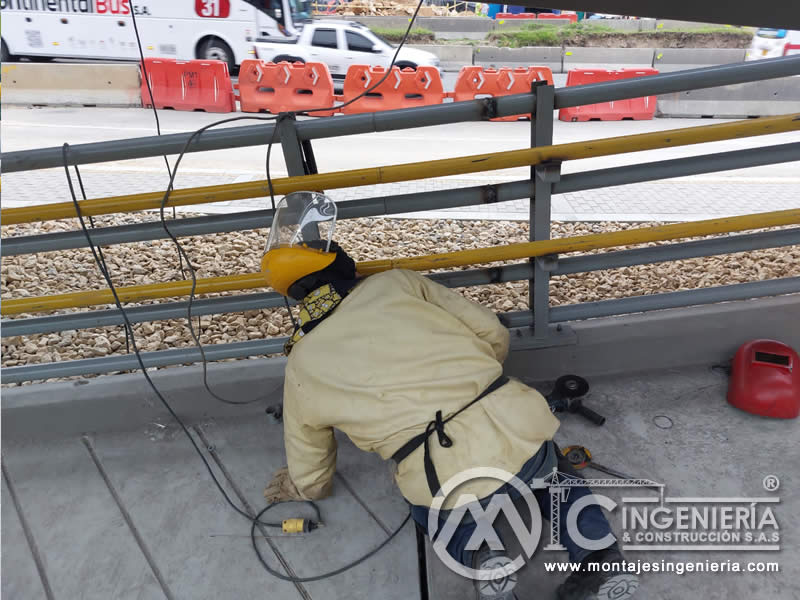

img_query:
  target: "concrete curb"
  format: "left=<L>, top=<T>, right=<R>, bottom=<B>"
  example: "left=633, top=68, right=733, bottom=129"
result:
left=407, top=44, right=473, bottom=71
left=653, top=48, right=746, bottom=73
left=656, top=75, right=800, bottom=117
left=474, top=46, right=562, bottom=72
left=1, top=63, right=142, bottom=107
left=4, top=295, right=798, bottom=440
left=563, top=47, right=656, bottom=71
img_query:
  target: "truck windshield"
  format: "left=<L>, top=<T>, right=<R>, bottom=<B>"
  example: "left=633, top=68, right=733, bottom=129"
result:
left=290, top=0, right=312, bottom=23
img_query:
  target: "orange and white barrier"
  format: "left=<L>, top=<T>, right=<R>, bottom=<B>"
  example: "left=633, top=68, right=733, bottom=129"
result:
left=140, top=58, right=235, bottom=113
left=339, top=65, right=445, bottom=115
left=451, top=65, right=554, bottom=121
left=237, top=60, right=337, bottom=116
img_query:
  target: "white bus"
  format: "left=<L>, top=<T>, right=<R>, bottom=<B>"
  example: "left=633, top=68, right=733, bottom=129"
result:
left=0, top=0, right=312, bottom=69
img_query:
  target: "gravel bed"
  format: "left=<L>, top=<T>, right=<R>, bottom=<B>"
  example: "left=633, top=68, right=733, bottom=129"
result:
left=1, top=214, right=797, bottom=384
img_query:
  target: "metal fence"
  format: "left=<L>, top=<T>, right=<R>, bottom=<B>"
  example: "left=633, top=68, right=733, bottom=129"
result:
left=2, top=55, right=800, bottom=384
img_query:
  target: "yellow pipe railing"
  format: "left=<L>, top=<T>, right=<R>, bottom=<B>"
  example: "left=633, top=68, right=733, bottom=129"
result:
left=3, top=208, right=798, bottom=316
left=2, top=113, right=798, bottom=225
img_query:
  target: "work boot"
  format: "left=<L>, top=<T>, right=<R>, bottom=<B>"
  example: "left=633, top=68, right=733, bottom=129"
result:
left=556, top=546, right=639, bottom=600
left=472, top=548, right=518, bottom=600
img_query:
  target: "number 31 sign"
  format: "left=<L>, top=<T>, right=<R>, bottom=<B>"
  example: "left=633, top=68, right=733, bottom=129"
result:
left=196, top=0, right=231, bottom=18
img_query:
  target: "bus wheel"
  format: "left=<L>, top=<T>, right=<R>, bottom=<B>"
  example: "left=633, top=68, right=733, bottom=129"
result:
left=199, top=37, right=235, bottom=72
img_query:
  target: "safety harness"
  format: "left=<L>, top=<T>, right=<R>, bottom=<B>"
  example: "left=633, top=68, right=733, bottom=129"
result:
left=391, top=375, right=509, bottom=496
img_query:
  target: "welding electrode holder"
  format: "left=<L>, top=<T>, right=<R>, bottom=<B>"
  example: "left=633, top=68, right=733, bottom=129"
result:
left=546, top=375, right=606, bottom=426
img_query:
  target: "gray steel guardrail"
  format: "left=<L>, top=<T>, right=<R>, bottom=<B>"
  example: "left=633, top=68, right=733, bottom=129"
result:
left=3, top=142, right=798, bottom=257
left=2, top=55, right=800, bottom=383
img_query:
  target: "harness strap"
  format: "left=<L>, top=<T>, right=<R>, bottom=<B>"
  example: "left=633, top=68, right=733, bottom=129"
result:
left=392, top=375, right=509, bottom=496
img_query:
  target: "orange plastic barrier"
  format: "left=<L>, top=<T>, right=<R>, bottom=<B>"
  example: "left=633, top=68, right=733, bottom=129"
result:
left=495, top=12, right=537, bottom=19
left=140, top=58, right=235, bottom=113
left=538, top=12, right=578, bottom=22
left=451, top=65, right=555, bottom=122
left=237, top=60, right=336, bottom=116
left=558, top=68, right=659, bottom=122
left=340, top=65, right=444, bottom=115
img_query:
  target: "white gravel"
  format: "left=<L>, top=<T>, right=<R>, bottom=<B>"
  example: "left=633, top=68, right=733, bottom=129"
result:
left=1, top=214, right=797, bottom=383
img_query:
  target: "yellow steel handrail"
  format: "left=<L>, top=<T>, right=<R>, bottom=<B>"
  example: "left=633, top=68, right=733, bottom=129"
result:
left=3, top=208, right=798, bottom=316
left=2, top=113, right=798, bottom=225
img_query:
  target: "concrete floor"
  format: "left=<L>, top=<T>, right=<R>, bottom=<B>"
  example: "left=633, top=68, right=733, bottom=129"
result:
left=3, top=365, right=798, bottom=599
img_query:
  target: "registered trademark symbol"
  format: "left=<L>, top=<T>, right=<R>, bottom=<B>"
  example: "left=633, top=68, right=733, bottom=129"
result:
left=763, top=475, right=780, bottom=492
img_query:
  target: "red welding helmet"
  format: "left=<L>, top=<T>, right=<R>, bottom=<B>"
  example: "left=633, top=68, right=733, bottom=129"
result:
left=727, top=339, right=800, bottom=419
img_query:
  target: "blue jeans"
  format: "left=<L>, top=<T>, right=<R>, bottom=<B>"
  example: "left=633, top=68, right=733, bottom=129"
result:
left=411, top=442, right=614, bottom=566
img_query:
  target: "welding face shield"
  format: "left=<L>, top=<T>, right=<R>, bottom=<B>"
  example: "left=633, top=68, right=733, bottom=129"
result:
left=261, top=192, right=339, bottom=297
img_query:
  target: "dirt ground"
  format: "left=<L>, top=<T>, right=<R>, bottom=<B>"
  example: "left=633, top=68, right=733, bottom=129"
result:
left=559, top=31, right=751, bottom=49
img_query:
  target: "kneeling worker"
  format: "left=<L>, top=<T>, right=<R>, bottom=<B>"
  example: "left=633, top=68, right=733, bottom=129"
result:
left=262, top=192, right=638, bottom=600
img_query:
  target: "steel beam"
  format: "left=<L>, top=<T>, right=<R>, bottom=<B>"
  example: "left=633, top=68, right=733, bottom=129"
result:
left=4, top=227, right=799, bottom=337
left=0, top=338, right=288, bottom=384
left=5, top=208, right=800, bottom=315
left=4, top=277, right=798, bottom=384
left=498, top=277, right=800, bottom=328
left=4, top=142, right=800, bottom=257
left=5, top=113, right=800, bottom=225
left=0, top=95, right=531, bottom=173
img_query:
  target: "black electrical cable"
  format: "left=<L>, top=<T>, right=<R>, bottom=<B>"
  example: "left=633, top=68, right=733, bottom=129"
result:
left=129, top=5, right=187, bottom=279
left=61, top=143, right=266, bottom=526
left=72, top=165, right=132, bottom=355
left=150, top=0, right=427, bottom=402
left=252, top=505, right=411, bottom=583
left=260, top=0, right=426, bottom=329
left=64, top=144, right=411, bottom=584
left=299, top=0, right=426, bottom=116
left=57, top=2, right=424, bottom=581
left=155, top=114, right=282, bottom=405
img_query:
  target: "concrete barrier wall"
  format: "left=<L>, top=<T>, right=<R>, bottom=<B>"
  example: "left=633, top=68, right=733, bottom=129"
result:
left=407, top=44, right=473, bottom=71
left=417, top=16, right=494, bottom=33
left=2, top=63, right=142, bottom=107
left=656, top=76, right=800, bottom=118
left=563, top=47, right=655, bottom=71
left=5, top=295, right=797, bottom=440
left=654, top=19, right=731, bottom=30
left=653, top=48, right=746, bottom=72
left=474, top=46, right=562, bottom=72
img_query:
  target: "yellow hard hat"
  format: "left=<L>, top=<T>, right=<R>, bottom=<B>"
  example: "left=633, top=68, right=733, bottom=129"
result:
left=261, top=245, right=336, bottom=297
left=261, top=192, right=338, bottom=296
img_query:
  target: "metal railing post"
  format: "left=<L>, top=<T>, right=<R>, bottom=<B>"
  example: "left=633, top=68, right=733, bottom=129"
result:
left=276, top=114, right=321, bottom=239
left=530, top=82, right=559, bottom=340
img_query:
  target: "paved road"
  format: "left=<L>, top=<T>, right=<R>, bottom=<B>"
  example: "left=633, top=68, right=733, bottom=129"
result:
left=2, top=106, right=799, bottom=222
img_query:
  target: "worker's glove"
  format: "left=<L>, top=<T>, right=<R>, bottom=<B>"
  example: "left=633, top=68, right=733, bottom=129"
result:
left=264, top=466, right=303, bottom=503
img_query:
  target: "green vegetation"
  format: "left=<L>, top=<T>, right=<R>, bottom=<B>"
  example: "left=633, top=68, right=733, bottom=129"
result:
left=371, top=27, right=435, bottom=43
left=486, top=22, right=752, bottom=48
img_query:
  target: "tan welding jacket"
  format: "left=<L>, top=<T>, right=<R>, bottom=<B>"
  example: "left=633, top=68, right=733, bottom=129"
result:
left=283, top=269, right=560, bottom=507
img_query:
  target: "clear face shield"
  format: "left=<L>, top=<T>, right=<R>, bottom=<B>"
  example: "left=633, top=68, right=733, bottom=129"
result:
left=265, top=191, right=337, bottom=255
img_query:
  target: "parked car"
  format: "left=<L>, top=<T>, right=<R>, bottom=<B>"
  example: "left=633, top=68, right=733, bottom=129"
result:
left=745, top=28, right=800, bottom=60
left=253, top=20, right=440, bottom=83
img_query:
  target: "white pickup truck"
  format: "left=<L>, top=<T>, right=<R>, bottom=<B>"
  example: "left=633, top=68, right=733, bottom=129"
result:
left=253, top=20, right=440, bottom=83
